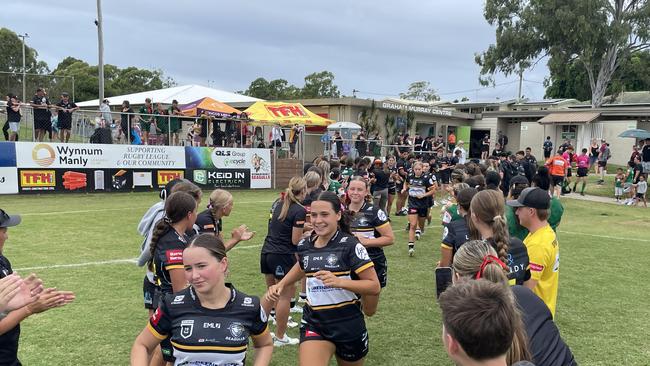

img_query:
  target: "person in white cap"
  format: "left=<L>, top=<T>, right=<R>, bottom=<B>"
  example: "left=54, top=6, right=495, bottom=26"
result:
left=453, top=140, right=467, bottom=164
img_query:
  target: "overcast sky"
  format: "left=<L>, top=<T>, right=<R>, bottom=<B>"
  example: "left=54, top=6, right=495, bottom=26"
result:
left=1, top=0, right=549, bottom=102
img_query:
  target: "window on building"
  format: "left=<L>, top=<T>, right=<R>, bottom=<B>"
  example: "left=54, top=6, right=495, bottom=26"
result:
left=561, top=125, right=577, bottom=140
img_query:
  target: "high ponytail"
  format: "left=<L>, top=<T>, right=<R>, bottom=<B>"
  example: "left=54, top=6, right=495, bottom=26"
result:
left=279, top=177, right=306, bottom=222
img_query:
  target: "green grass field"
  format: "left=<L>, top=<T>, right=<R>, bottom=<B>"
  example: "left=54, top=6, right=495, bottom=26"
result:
left=2, top=190, right=649, bottom=365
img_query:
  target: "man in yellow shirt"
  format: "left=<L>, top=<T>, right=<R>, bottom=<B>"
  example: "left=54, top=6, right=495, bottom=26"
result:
left=507, top=187, right=560, bottom=317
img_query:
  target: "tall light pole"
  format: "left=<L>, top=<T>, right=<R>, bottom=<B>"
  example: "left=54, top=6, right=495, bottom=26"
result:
left=18, top=33, right=29, bottom=102
left=96, top=0, right=104, bottom=106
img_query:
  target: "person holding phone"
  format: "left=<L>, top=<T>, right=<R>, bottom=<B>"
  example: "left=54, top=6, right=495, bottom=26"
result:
left=451, top=240, right=576, bottom=366
left=346, top=176, right=394, bottom=316
left=265, top=191, right=380, bottom=366
left=131, top=234, right=273, bottom=366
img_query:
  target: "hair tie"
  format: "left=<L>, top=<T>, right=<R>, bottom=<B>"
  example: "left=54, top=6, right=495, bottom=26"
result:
left=492, top=215, right=502, bottom=222
left=340, top=203, right=346, bottom=213
left=163, top=217, right=172, bottom=225
left=280, top=191, right=286, bottom=200
left=475, top=255, right=508, bottom=279
left=207, top=203, right=213, bottom=210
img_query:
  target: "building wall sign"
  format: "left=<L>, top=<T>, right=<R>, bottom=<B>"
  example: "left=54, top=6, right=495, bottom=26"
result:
left=381, top=101, right=452, bottom=117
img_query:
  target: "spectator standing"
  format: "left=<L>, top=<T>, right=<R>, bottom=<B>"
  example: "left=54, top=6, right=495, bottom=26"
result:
left=5, top=95, right=21, bottom=142
left=270, top=123, right=283, bottom=148
left=634, top=175, right=647, bottom=207
left=355, top=131, right=367, bottom=157
left=453, top=140, right=467, bottom=164
left=2, top=94, right=10, bottom=141
left=99, top=99, right=112, bottom=127
left=481, top=133, right=490, bottom=160
left=492, top=142, right=503, bottom=158
left=447, top=130, right=456, bottom=151
left=542, top=136, right=553, bottom=159
left=498, top=130, right=508, bottom=151
left=507, top=187, right=561, bottom=318
left=433, top=134, right=445, bottom=151
left=55, top=92, right=78, bottom=143
left=589, top=138, right=600, bottom=173
left=546, top=149, right=569, bottom=198
left=629, top=145, right=641, bottom=164
left=320, top=131, right=331, bottom=157
left=154, top=103, right=168, bottom=145
left=120, top=100, right=138, bottom=144
left=168, top=100, right=182, bottom=146
left=332, top=131, right=343, bottom=158
left=138, top=98, right=155, bottom=145
left=523, top=147, right=537, bottom=182
left=288, top=124, right=301, bottom=159
left=30, top=88, right=52, bottom=142
left=641, top=138, right=650, bottom=172
left=559, top=139, right=571, bottom=153
left=413, top=133, right=423, bottom=153
left=597, top=140, right=611, bottom=184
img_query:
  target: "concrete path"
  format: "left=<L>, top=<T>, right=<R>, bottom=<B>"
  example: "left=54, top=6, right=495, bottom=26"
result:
left=561, top=192, right=639, bottom=206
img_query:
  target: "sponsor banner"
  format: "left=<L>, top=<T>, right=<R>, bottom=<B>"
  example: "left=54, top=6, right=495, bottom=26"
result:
left=157, top=170, right=184, bottom=188
left=0, top=167, right=18, bottom=194
left=0, top=142, right=17, bottom=167
left=15, top=142, right=185, bottom=169
left=189, top=169, right=250, bottom=189
left=185, top=147, right=271, bottom=188
left=19, top=169, right=57, bottom=192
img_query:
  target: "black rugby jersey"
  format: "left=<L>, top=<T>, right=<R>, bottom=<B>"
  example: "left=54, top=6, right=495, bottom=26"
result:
left=195, top=209, right=222, bottom=236
left=152, top=230, right=190, bottom=294
left=148, top=284, right=268, bottom=366
left=0, top=256, right=20, bottom=366
left=262, top=199, right=306, bottom=255
left=406, top=172, right=434, bottom=208
left=297, top=231, right=374, bottom=340
left=349, top=202, right=390, bottom=259
left=441, top=216, right=470, bottom=256
left=486, top=237, right=531, bottom=286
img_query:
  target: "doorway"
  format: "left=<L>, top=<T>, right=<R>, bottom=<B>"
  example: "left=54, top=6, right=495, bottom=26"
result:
left=470, top=129, right=490, bottom=159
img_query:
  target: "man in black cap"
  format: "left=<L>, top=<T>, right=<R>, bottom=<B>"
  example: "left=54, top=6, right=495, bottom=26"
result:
left=0, top=208, right=75, bottom=365
left=56, top=92, right=78, bottom=143
left=506, top=187, right=561, bottom=318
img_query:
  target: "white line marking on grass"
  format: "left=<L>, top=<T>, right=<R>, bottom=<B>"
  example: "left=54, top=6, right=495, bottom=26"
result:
left=20, top=200, right=276, bottom=216
left=15, top=258, right=137, bottom=271
left=558, top=230, right=650, bottom=242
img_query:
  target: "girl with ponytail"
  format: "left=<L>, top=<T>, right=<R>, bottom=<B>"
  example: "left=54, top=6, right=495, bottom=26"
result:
left=195, top=189, right=254, bottom=250
left=260, top=177, right=307, bottom=346
left=147, top=191, right=198, bottom=364
left=452, top=240, right=576, bottom=366
left=469, top=189, right=531, bottom=286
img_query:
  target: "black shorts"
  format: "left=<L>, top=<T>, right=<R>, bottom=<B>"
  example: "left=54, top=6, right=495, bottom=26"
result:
left=388, top=187, right=396, bottom=195
left=408, top=206, right=428, bottom=218
left=260, top=253, right=297, bottom=279
left=566, top=168, right=572, bottom=177
left=598, top=161, right=607, bottom=168
left=370, top=252, right=388, bottom=288
left=481, top=145, right=489, bottom=152
left=143, top=276, right=159, bottom=310
left=577, top=167, right=588, bottom=177
left=440, top=170, right=451, bottom=184
left=551, top=175, right=564, bottom=186
left=544, top=151, right=551, bottom=159
left=300, top=325, right=369, bottom=362
left=34, top=119, right=51, bottom=130
left=636, top=192, right=646, bottom=198
left=58, top=120, right=72, bottom=130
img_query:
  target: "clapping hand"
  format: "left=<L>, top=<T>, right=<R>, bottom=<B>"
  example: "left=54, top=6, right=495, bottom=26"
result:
left=27, top=288, right=75, bottom=314
left=231, top=224, right=255, bottom=242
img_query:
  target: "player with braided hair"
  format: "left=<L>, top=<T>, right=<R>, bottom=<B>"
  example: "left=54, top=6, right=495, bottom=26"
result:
left=469, top=190, right=531, bottom=286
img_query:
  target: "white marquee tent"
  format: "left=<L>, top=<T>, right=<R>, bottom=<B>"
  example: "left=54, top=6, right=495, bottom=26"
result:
left=76, top=84, right=261, bottom=107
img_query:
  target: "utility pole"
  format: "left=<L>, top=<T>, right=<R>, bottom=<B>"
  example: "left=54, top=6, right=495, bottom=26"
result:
left=18, top=33, right=29, bottom=102
left=517, top=70, right=523, bottom=102
left=96, top=0, right=104, bottom=106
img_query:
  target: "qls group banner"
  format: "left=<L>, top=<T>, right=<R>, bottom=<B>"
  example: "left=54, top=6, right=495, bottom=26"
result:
left=185, top=147, right=271, bottom=189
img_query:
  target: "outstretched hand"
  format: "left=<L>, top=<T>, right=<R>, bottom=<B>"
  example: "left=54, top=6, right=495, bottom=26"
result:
left=27, top=288, right=76, bottom=314
left=231, top=224, right=255, bottom=242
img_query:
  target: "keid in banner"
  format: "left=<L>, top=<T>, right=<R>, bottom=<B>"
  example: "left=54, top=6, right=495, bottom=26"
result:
left=15, top=142, right=185, bottom=169
left=185, top=147, right=271, bottom=188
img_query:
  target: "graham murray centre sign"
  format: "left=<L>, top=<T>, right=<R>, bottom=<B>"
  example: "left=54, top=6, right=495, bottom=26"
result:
left=380, top=100, right=453, bottom=117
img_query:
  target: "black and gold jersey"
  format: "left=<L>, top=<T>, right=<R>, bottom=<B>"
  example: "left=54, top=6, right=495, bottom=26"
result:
left=407, top=173, right=434, bottom=208
left=152, top=230, right=189, bottom=294
left=148, top=284, right=268, bottom=366
left=195, top=209, right=222, bottom=236
left=262, top=199, right=306, bottom=255
left=297, top=231, right=374, bottom=341
left=349, top=202, right=390, bottom=259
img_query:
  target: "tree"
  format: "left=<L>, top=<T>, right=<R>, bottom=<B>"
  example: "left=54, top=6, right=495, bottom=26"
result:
left=399, top=81, right=440, bottom=101
left=546, top=50, right=650, bottom=101
left=241, top=77, right=301, bottom=100
left=301, top=71, right=340, bottom=98
left=476, top=0, right=650, bottom=107
left=0, top=28, right=49, bottom=74
left=357, top=101, right=379, bottom=136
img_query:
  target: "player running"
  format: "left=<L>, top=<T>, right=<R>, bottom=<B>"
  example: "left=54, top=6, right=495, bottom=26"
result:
left=265, top=191, right=380, bottom=366
left=572, top=148, right=590, bottom=195
left=346, top=176, right=394, bottom=315
left=132, top=234, right=273, bottom=366
left=402, top=161, right=436, bottom=256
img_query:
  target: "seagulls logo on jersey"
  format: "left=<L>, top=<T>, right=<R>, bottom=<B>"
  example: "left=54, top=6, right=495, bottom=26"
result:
left=355, top=243, right=370, bottom=260
left=377, top=209, right=387, bottom=222
left=326, top=254, right=338, bottom=267
left=228, top=323, right=245, bottom=339
left=180, top=320, right=194, bottom=339
left=355, top=216, right=370, bottom=227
